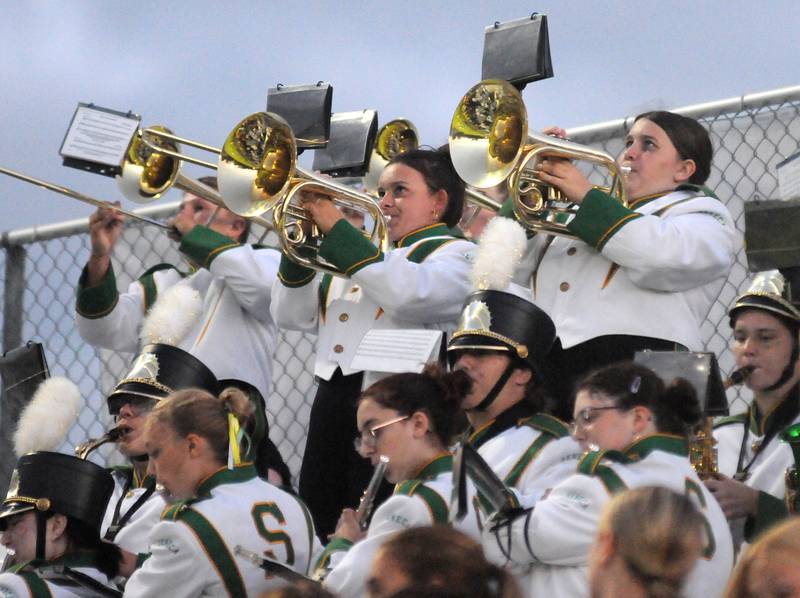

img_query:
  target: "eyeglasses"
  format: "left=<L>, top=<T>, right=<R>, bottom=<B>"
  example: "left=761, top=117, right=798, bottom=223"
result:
left=353, top=415, right=409, bottom=453
left=569, top=406, right=625, bottom=435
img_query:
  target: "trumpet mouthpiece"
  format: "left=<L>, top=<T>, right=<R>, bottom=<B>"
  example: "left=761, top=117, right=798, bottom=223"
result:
left=619, top=165, right=632, bottom=176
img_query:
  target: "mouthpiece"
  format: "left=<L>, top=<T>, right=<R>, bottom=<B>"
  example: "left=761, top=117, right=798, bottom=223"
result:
left=723, top=365, right=755, bottom=390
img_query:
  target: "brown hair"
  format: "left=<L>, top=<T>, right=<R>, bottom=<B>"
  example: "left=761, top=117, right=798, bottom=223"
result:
left=597, top=487, right=705, bottom=598
left=373, top=526, right=522, bottom=598
left=724, top=518, right=800, bottom=598
left=149, top=386, right=254, bottom=465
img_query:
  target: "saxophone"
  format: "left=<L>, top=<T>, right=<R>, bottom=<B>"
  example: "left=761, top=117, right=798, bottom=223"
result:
left=779, top=423, right=800, bottom=513
left=689, top=365, right=754, bottom=480
left=74, top=426, right=124, bottom=460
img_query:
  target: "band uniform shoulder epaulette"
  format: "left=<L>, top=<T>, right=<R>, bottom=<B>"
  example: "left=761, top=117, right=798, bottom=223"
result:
left=576, top=449, right=628, bottom=494
left=713, top=413, right=748, bottom=429
left=393, top=480, right=449, bottom=524
left=519, top=413, right=569, bottom=438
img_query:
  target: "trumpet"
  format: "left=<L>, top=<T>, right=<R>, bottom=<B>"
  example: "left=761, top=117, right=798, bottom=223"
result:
left=140, top=113, right=388, bottom=275
left=75, top=426, right=124, bottom=460
left=362, top=119, right=419, bottom=195
left=449, top=79, right=627, bottom=239
left=0, top=166, right=173, bottom=231
left=117, top=121, right=275, bottom=231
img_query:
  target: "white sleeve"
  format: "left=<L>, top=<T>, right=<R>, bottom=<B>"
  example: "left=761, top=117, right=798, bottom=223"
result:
left=208, top=246, right=280, bottom=322
left=324, top=495, right=433, bottom=597
left=269, top=275, right=322, bottom=333
left=124, top=520, right=218, bottom=598
left=351, top=241, right=474, bottom=323
left=485, top=473, right=608, bottom=568
left=600, top=199, right=738, bottom=292
left=76, top=274, right=159, bottom=353
left=0, top=573, right=34, bottom=598
left=516, top=436, right=583, bottom=507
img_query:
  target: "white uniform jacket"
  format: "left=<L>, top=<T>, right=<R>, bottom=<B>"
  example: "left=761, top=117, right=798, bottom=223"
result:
left=715, top=392, right=799, bottom=547
left=488, top=435, right=734, bottom=598
left=512, top=186, right=738, bottom=350
left=271, top=222, right=474, bottom=382
left=76, top=226, right=280, bottom=399
left=100, top=467, right=165, bottom=555
left=0, top=553, right=118, bottom=597
left=125, top=464, right=321, bottom=598
left=316, top=454, right=481, bottom=598
left=466, top=406, right=582, bottom=511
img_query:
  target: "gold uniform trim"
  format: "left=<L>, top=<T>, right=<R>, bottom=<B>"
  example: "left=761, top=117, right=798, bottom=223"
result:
left=449, top=329, right=528, bottom=359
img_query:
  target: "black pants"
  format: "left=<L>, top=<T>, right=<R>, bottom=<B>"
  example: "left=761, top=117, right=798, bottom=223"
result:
left=298, top=369, right=392, bottom=539
left=545, top=335, right=685, bottom=421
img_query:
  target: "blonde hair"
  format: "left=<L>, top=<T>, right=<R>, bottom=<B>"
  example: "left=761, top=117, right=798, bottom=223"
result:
left=724, top=518, right=800, bottom=598
left=598, top=487, right=705, bottom=598
left=149, top=386, right=254, bottom=464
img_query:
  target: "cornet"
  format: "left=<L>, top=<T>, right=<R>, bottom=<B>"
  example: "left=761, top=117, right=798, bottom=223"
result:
left=449, top=79, right=628, bottom=239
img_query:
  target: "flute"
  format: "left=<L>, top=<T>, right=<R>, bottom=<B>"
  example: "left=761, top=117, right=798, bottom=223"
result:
left=355, top=455, right=389, bottom=531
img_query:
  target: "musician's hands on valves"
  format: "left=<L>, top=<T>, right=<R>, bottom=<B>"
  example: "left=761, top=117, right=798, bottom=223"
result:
left=299, top=191, right=344, bottom=234
left=535, top=125, right=594, bottom=203
left=331, top=508, right=366, bottom=543
left=704, top=473, right=760, bottom=519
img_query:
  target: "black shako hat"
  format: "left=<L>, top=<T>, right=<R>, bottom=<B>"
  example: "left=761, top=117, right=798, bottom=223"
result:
left=729, top=270, right=800, bottom=328
left=107, top=343, right=218, bottom=414
left=448, top=289, right=556, bottom=378
left=0, top=452, right=113, bottom=532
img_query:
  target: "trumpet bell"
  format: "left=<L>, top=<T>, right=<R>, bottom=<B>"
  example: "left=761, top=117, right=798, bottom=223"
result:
left=117, top=126, right=181, bottom=204
left=449, top=79, right=528, bottom=190
left=362, top=119, right=419, bottom=194
left=217, top=112, right=297, bottom=217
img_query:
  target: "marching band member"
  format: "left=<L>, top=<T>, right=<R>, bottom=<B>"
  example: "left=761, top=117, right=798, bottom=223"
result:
left=589, top=487, right=707, bottom=598
left=125, top=387, right=321, bottom=597
left=447, top=218, right=581, bottom=515
left=486, top=362, right=733, bottom=598
left=512, top=112, right=738, bottom=417
left=271, top=148, right=474, bottom=538
left=315, top=366, right=481, bottom=597
left=708, top=271, right=800, bottom=549
left=75, top=175, right=281, bottom=416
left=99, top=344, right=220, bottom=556
left=0, top=453, right=121, bottom=597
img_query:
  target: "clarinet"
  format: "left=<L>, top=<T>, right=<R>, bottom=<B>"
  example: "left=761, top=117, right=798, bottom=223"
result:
left=355, top=455, right=389, bottom=531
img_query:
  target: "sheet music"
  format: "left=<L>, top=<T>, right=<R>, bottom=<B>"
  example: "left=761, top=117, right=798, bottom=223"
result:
left=60, top=105, right=140, bottom=167
left=777, top=151, right=800, bottom=201
left=350, top=328, right=443, bottom=374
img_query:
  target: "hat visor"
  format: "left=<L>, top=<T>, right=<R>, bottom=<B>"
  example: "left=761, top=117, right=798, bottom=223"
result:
left=107, top=383, right=166, bottom=415
left=0, top=502, right=36, bottom=529
left=447, top=334, right=512, bottom=366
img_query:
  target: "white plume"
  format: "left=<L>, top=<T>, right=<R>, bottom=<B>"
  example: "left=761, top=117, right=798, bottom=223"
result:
left=470, top=217, right=528, bottom=291
left=14, top=377, right=82, bottom=456
left=140, top=283, right=202, bottom=346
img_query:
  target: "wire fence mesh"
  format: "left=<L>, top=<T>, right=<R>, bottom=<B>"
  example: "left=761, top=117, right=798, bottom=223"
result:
left=2, top=86, right=799, bottom=484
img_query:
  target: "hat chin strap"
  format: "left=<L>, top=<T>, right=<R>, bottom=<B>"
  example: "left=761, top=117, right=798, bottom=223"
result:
left=471, top=362, right=516, bottom=413
left=765, top=337, right=800, bottom=392
left=34, top=511, right=47, bottom=562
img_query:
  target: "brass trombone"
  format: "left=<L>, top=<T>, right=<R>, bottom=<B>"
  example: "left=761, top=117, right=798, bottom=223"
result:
left=0, top=166, right=173, bottom=231
left=142, top=112, right=388, bottom=277
left=449, top=79, right=628, bottom=239
left=118, top=120, right=279, bottom=231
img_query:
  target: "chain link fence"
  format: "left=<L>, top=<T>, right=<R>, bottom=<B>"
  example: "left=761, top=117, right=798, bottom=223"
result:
left=2, top=85, right=800, bottom=487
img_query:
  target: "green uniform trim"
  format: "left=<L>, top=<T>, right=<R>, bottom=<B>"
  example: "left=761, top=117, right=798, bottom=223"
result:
left=16, top=571, right=53, bottom=597
left=523, top=413, right=570, bottom=438
left=318, top=219, right=384, bottom=276
left=318, top=273, right=334, bottom=321
left=623, top=434, right=688, bottom=461
left=194, top=464, right=258, bottom=499
left=179, top=225, right=241, bottom=269
left=713, top=413, right=748, bottom=429
left=313, top=537, right=353, bottom=574
left=137, top=264, right=182, bottom=313
left=76, top=263, right=119, bottom=318
left=277, top=254, right=316, bottom=287
left=745, top=490, right=789, bottom=543
left=675, top=183, right=718, bottom=199
left=503, top=414, right=569, bottom=488
left=405, top=238, right=461, bottom=263
left=173, top=507, right=246, bottom=597
left=396, top=223, right=453, bottom=247
left=566, top=188, right=643, bottom=251
left=394, top=454, right=453, bottom=523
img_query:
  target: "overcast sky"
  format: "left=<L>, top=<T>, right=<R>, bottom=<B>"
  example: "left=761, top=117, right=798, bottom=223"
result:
left=1, top=0, right=798, bottom=231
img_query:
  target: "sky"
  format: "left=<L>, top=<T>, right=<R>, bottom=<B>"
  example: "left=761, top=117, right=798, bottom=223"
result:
left=1, top=0, right=798, bottom=232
